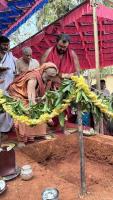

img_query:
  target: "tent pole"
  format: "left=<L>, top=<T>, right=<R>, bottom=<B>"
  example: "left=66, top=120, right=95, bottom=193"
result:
left=92, top=0, right=100, bottom=90
left=92, top=0, right=104, bottom=134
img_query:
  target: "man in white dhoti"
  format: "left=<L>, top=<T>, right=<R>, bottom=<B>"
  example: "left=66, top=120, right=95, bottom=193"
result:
left=0, top=35, right=16, bottom=133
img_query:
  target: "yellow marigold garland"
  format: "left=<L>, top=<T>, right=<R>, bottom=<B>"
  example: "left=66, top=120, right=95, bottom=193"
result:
left=71, top=76, right=113, bottom=118
left=0, top=75, right=113, bottom=125
left=0, top=89, right=76, bottom=125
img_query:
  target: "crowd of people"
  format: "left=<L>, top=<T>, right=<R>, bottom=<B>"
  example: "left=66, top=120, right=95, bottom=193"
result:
left=0, top=33, right=112, bottom=144
left=0, top=33, right=80, bottom=144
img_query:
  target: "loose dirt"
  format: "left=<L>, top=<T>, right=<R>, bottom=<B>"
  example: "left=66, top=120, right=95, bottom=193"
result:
left=44, top=152, right=113, bottom=200
left=1, top=134, right=113, bottom=200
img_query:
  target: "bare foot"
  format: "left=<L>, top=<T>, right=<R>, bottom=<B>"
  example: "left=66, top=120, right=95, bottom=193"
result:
left=64, top=130, right=71, bottom=135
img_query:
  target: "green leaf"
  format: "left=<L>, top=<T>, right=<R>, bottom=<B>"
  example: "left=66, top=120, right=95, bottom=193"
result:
left=62, top=85, right=71, bottom=93
left=81, top=91, right=89, bottom=102
left=58, top=112, right=65, bottom=127
left=76, top=91, right=82, bottom=103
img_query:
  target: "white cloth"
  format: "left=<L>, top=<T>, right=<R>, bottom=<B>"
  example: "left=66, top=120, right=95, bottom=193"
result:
left=0, top=112, right=13, bottom=132
left=0, top=51, right=16, bottom=132
left=29, top=58, right=39, bottom=70
left=0, top=52, right=16, bottom=90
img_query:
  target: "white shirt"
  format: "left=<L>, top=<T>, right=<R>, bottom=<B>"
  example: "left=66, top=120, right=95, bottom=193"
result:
left=0, top=51, right=16, bottom=90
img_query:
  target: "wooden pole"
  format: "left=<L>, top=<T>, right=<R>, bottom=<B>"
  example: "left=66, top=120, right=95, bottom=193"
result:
left=92, top=0, right=104, bottom=133
left=92, top=0, right=100, bottom=90
left=77, top=104, right=86, bottom=195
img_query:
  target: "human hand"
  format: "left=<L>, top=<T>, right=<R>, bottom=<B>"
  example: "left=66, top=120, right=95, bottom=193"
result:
left=37, top=97, right=43, bottom=103
left=61, top=73, right=74, bottom=79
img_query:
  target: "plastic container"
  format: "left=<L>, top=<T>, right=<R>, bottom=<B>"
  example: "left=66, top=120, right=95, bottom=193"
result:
left=42, top=188, right=59, bottom=200
left=20, top=165, right=33, bottom=181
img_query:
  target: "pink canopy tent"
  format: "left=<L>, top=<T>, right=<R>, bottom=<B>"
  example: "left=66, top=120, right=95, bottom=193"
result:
left=12, top=1, right=113, bottom=69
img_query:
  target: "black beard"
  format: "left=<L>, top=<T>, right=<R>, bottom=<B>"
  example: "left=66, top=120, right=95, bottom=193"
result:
left=56, top=48, right=65, bottom=55
left=0, top=46, right=8, bottom=53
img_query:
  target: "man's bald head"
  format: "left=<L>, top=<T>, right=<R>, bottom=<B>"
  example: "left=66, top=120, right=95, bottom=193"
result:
left=22, top=47, right=32, bottom=55
left=22, top=47, right=32, bottom=63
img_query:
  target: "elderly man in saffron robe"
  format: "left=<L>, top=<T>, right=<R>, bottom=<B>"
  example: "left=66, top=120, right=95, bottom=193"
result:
left=8, top=62, right=59, bottom=143
left=41, top=33, right=80, bottom=78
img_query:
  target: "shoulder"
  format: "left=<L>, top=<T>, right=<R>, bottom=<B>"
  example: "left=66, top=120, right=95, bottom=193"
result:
left=8, top=51, right=17, bottom=60
left=31, top=58, right=40, bottom=67
left=16, top=57, right=22, bottom=64
left=44, top=47, right=53, bottom=55
left=7, top=51, right=13, bottom=57
left=43, top=47, right=53, bottom=57
left=13, top=56, right=18, bottom=62
left=40, top=47, right=53, bottom=64
left=32, top=58, right=39, bottom=64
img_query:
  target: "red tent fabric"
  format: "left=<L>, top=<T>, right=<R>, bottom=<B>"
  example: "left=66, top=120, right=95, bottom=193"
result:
left=12, top=1, right=113, bottom=69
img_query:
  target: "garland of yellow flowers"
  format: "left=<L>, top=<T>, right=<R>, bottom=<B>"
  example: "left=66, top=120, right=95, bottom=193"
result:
left=71, top=76, right=113, bottom=118
left=0, top=75, right=113, bottom=125
left=0, top=90, right=76, bottom=125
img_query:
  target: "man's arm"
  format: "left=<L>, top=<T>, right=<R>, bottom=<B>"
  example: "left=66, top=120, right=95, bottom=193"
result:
left=40, top=47, right=52, bottom=65
left=71, top=50, right=80, bottom=75
left=27, top=78, right=37, bottom=104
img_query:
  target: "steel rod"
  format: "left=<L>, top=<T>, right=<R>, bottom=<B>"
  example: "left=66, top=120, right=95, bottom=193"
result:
left=77, top=104, right=86, bottom=195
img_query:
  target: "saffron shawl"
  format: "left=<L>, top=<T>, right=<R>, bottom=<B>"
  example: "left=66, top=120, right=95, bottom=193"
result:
left=8, top=62, right=58, bottom=103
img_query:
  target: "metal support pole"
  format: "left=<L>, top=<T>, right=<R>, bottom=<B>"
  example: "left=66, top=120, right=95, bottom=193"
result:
left=0, top=132, right=1, bottom=148
left=77, top=104, right=86, bottom=195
